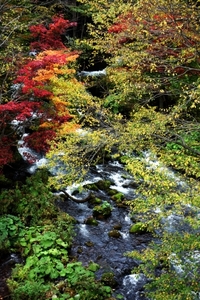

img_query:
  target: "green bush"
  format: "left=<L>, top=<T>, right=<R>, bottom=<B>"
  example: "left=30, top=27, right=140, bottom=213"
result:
left=127, top=232, right=200, bottom=299
left=0, top=214, right=25, bottom=250
left=0, top=169, right=57, bottom=225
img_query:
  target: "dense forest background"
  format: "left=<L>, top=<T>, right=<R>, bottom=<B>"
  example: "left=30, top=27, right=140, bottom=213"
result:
left=0, top=0, right=200, bottom=299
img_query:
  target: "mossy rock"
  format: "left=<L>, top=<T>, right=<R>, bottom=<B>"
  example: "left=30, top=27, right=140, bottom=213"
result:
left=101, top=272, right=117, bottom=287
left=116, top=202, right=127, bottom=208
left=93, top=202, right=112, bottom=219
left=111, top=192, right=125, bottom=202
left=108, top=230, right=121, bottom=238
left=88, top=197, right=102, bottom=205
left=95, top=180, right=112, bottom=191
left=113, top=223, right=122, bottom=230
left=85, top=241, right=94, bottom=247
left=83, top=183, right=99, bottom=191
left=84, top=216, right=98, bottom=226
left=129, top=222, right=148, bottom=234
left=108, top=189, right=119, bottom=196
left=77, top=246, right=83, bottom=254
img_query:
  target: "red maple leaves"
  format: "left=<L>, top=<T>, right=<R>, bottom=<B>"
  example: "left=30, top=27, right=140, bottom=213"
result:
left=108, top=10, right=200, bottom=76
left=30, top=15, right=77, bottom=51
left=0, top=15, right=78, bottom=170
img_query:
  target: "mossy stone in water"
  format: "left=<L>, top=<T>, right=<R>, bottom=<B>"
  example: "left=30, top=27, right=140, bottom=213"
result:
left=111, top=192, right=125, bottom=202
left=77, top=246, right=83, bottom=253
left=108, top=230, right=121, bottom=238
left=108, top=189, right=118, bottom=196
left=95, top=180, right=111, bottom=191
left=85, top=241, right=94, bottom=247
left=89, top=197, right=102, bottom=205
left=129, top=222, right=148, bottom=234
left=101, top=272, right=117, bottom=287
left=93, top=201, right=112, bottom=219
left=83, top=183, right=99, bottom=191
left=84, top=216, right=98, bottom=226
left=113, top=223, right=122, bottom=230
left=116, top=202, right=127, bottom=208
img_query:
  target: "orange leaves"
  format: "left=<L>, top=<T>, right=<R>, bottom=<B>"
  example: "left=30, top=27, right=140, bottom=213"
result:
left=33, top=50, right=80, bottom=82
left=11, top=16, right=82, bottom=157
left=50, top=96, right=69, bottom=113
left=33, top=68, right=61, bottom=82
left=58, top=122, right=80, bottom=136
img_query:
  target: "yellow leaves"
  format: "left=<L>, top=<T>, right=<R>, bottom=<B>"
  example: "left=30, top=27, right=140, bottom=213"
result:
left=35, top=50, right=65, bottom=59
left=66, top=54, right=79, bottom=62
left=50, top=96, right=69, bottom=113
left=47, top=128, right=117, bottom=188
left=39, top=121, right=53, bottom=129
left=33, top=68, right=63, bottom=82
left=57, top=122, right=80, bottom=136
left=33, top=50, right=79, bottom=83
left=50, top=76, right=93, bottom=115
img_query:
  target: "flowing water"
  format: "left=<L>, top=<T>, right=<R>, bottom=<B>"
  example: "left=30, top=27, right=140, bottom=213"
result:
left=56, top=161, right=152, bottom=300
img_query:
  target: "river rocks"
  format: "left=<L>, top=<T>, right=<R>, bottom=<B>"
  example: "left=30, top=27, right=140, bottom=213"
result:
left=84, top=216, right=98, bottom=226
left=113, top=223, right=122, bottom=230
left=129, top=222, right=148, bottom=234
left=108, top=230, right=121, bottom=238
left=93, top=201, right=112, bottom=219
left=111, top=192, right=125, bottom=202
left=101, top=272, right=117, bottom=287
left=56, top=161, right=152, bottom=300
left=95, top=179, right=112, bottom=191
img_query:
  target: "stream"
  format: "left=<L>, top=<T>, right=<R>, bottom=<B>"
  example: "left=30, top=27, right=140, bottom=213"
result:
left=0, top=153, right=152, bottom=300
left=56, top=161, right=152, bottom=300
left=1, top=139, right=200, bottom=299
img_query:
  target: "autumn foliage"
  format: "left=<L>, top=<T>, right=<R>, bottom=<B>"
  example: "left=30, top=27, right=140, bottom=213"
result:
left=0, top=15, right=79, bottom=170
left=108, top=6, right=200, bottom=76
left=29, top=15, right=77, bottom=51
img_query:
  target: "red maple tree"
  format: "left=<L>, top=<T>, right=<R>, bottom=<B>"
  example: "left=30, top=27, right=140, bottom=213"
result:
left=0, top=15, right=78, bottom=171
left=30, top=15, right=77, bottom=51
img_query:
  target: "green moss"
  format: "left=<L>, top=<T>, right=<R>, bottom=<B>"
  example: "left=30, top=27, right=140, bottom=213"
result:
left=111, top=192, right=125, bottom=202
left=129, top=222, right=148, bottom=234
left=89, top=197, right=102, bottom=205
left=83, top=183, right=99, bottom=191
left=93, top=201, right=112, bottom=219
left=101, top=272, right=117, bottom=287
left=108, top=189, right=119, bottom=196
left=84, top=216, right=98, bottom=226
left=95, top=180, right=112, bottom=191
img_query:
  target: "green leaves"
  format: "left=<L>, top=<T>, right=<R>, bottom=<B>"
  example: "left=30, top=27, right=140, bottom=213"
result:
left=0, top=214, right=25, bottom=250
left=128, top=232, right=200, bottom=299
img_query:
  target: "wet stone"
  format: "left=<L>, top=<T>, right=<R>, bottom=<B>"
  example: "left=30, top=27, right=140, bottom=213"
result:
left=56, top=162, right=152, bottom=300
left=108, top=230, right=121, bottom=238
